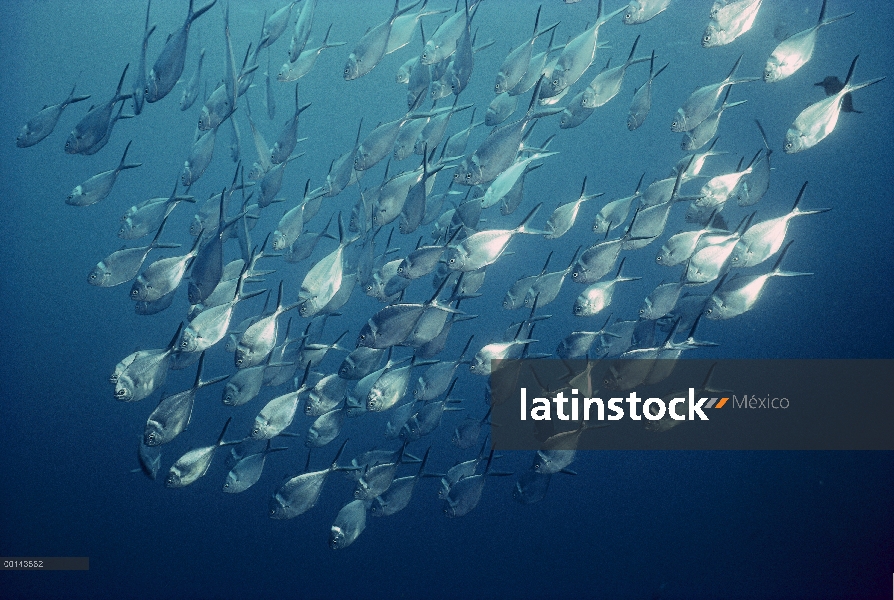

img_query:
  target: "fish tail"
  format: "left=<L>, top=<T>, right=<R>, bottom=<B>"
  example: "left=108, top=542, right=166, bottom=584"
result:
left=191, top=0, right=217, bottom=24
left=117, top=140, right=143, bottom=171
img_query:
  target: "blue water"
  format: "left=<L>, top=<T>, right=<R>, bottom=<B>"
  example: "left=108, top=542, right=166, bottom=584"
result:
left=1, top=1, right=892, bottom=598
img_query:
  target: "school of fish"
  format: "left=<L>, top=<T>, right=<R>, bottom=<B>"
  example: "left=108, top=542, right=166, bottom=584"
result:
left=17, top=0, right=884, bottom=550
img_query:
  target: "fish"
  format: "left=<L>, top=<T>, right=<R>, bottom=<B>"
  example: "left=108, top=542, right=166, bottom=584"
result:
left=702, top=0, right=763, bottom=48
left=223, top=440, right=288, bottom=494
left=136, top=438, right=161, bottom=480
left=581, top=35, right=650, bottom=109
left=444, top=449, right=504, bottom=517
left=299, top=216, right=357, bottom=318
left=640, top=280, right=685, bottom=320
left=270, top=84, right=311, bottom=164
left=494, top=6, right=558, bottom=95
left=592, top=173, right=644, bottom=235
left=545, top=0, right=626, bottom=99
left=307, top=406, right=346, bottom=447
left=165, top=417, right=234, bottom=488
left=444, top=0, right=474, bottom=96
left=683, top=214, right=754, bottom=285
left=445, top=203, right=543, bottom=272
left=251, top=388, right=302, bottom=440
left=66, top=140, right=142, bottom=207
left=784, top=56, right=884, bottom=154
left=524, top=249, right=580, bottom=308
left=290, top=0, right=318, bottom=61
left=145, top=0, right=217, bottom=103
left=671, top=54, right=758, bottom=132
left=17, top=83, right=90, bottom=148
left=627, top=51, right=668, bottom=131
left=65, top=64, right=131, bottom=154
left=556, top=315, right=618, bottom=359
left=179, top=48, right=205, bottom=111
left=485, top=92, right=518, bottom=127
left=454, top=78, right=562, bottom=186
left=480, top=152, right=558, bottom=211
left=130, top=232, right=202, bottom=303
left=119, top=182, right=195, bottom=240
left=133, top=0, right=156, bottom=115
left=729, top=182, right=830, bottom=268
left=114, top=323, right=183, bottom=402
left=421, top=0, right=480, bottom=65
left=573, top=259, right=641, bottom=317
left=306, top=373, right=349, bottom=417
left=764, top=0, right=852, bottom=83
left=543, top=177, right=603, bottom=239
left=388, top=0, right=448, bottom=55
left=279, top=24, right=346, bottom=82
left=452, top=406, right=491, bottom=449
left=338, top=346, right=386, bottom=380
left=143, top=353, right=227, bottom=446
left=680, top=86, right=746, bottom=152
left=415, top=336, right=474, bottom=401
left=706, top=241, right=811, bottom=320
left=623, top=0, right=672, bottom=25
left=344, top=0, right=422, bottom=81
left=181, top=125, right=218, bottom=187
left=236, top=281, right=299, bottom=368
left=329, top=500, right=369, bottom=549
left=261, top=1, right=298, bottom=50
left=272, top=441, right=355, bottom=520
left=370, top=448, right=432, bottom=516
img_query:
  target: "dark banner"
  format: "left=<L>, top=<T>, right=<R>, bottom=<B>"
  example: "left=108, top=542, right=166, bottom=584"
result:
left=489, top=359, right=894, bottom=450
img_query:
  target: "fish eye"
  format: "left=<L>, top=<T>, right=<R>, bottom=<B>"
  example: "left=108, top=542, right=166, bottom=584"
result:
left=656, top=256, right=662, bottom=262
left=703, top=35, right=711, bottom=43
left=625, top=12, right=631, bottom=19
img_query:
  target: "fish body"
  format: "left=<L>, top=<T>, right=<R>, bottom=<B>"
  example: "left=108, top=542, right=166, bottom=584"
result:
left=146, top=0, right=217, bottom=103
left=764, top=1, right=852, bottom=83
left=671, top=55, right=757, bottom=132
left=65, top=64, right=131, bottom=154
left=623, top=0, right=672, bottom=25
left=702, top=0, right=762, bottom=48
left=17, top=84, right=90, bottom=148
left=784, top=56, right=884, bottom=153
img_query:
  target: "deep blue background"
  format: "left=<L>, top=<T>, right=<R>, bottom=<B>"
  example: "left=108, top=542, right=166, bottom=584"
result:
left=1, top=1, right=892, bottom=598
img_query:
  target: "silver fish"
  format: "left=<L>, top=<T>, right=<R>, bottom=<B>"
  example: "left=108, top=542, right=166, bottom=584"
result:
left=65, top=64, right=131, bottom=154
left=179, top=48, right=205, bottom=111
left=223, top=440, right=287, bottom=494
left=670, top=55, right=758, bottom=132
left=702, top=0, right=763, bottom=48
left=236, top=281, right=299, bottom=369
left=627, top=51, right=668, bottom=130
left=269, top=440, right=351, bottom=519
left=329, top=499, right=369, bottom=549
left=144, top=353, right=227, bottom=446
left=133, top=0, right=156, bottom=115
left=344, top=0, right=422, bottom=81
left=581, top=35, right=650, bottom=109
left=145, top=0, right=217, bottom=103
left=260, top=1, right=298, bottom=49
left=445, top=204, right=542, bottom=272
left=544, top=0, right=625, bottom=99
left=729, top=182, right=830, bottom=268
left=270, top=84, right=311, bottom=164
left=764, top=0, right=852, bottom=83
left=114, top=323, right=183, bottom=402
left=706, top=241, right=811, bottom=319
left=623, top=0, right=672, bottom=25
left=279, top=24, right=346, bottom=82
left=289, top=0, right=317, bottom=61
left=165, top=417, right=234, bottom=488
left=784, top=55, right=884, bottom=154
left=307, top=406, right=346, bottom=448
left=130, top=234, right=201, bottom=303
left=89, top=220, right=180, bottom=288
left=65, top=141, right=143, bottom=206
left=573, top=259, right=641, bottom=317
left=16, top=83, right=89, bottom=148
